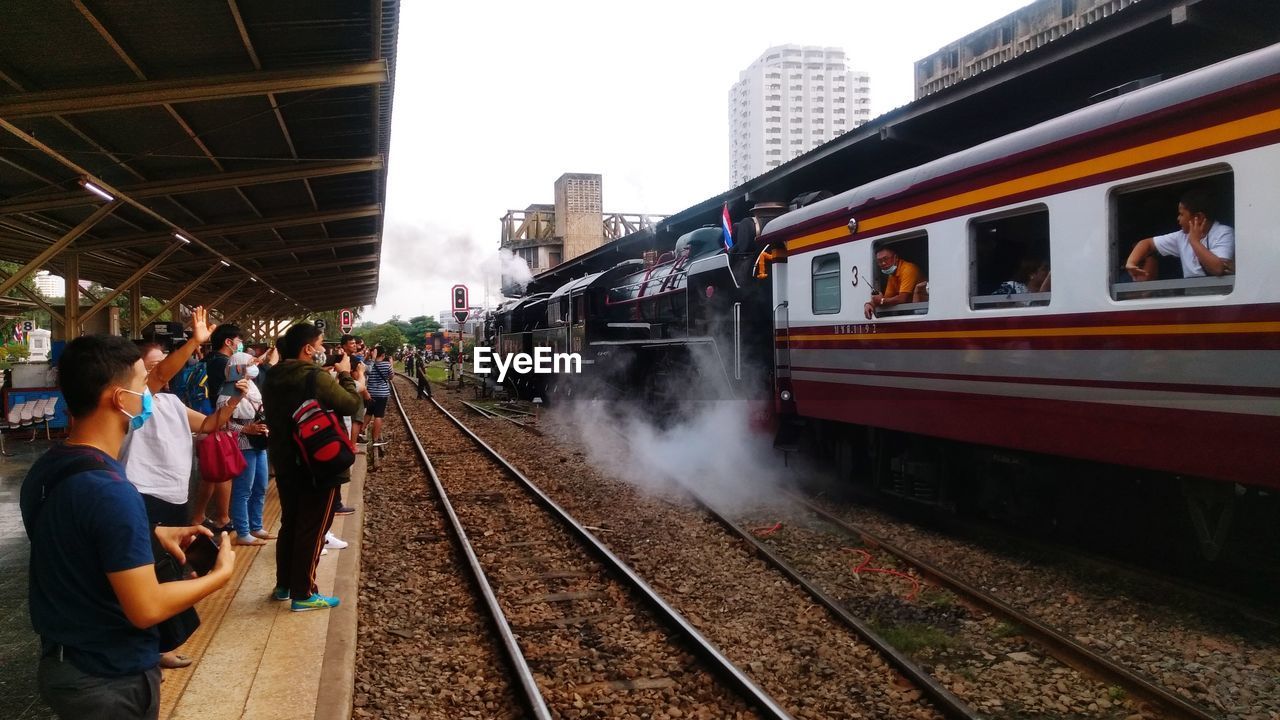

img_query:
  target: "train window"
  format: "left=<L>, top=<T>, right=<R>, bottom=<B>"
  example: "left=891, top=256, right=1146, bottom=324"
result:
left=811, top=253, right=841, bottom=314
left=1110, top=168, right=1234, bottom=300
left=969, top=205, right=1050, bottom=310
left=872, top=233, right=929, bottom=317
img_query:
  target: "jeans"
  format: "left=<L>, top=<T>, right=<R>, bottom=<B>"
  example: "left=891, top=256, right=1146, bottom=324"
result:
left=230, top=448, right=269, bottom=537
left=38, top=652, right=160, bottom=720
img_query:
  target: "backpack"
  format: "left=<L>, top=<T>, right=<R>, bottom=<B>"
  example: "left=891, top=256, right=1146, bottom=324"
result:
left=176, top=361, right=210, bottom=410
left=290, top=369, right=355, bottom=488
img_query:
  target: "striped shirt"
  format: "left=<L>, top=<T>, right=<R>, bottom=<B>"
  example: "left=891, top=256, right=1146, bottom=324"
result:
left=365, top=359, right=393, bottom=397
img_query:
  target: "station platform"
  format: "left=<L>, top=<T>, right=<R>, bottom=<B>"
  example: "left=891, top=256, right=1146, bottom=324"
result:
left=0, top=438, right=365, bottom=720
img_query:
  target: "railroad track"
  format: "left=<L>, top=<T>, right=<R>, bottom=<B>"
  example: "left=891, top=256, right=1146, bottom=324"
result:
left=718, top=490, right=1223, bottom=720
left=574, top=418, right=1213, bottom=720
left=389, top=377, right=790, bottom=719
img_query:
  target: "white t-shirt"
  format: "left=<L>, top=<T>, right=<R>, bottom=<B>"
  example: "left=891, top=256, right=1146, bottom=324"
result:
left=120, top=392, right=194, bottom=505
left=1152, top=221, right=1234, bottom=278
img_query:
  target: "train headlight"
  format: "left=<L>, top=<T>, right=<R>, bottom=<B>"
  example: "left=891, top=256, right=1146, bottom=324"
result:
left=780, top=390, right=793, bottom=402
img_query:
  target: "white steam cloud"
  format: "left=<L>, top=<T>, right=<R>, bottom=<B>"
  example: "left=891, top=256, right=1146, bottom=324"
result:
left=371, top=219, right=536, bottom=319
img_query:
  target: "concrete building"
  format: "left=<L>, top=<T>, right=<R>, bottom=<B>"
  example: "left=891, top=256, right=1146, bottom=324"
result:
left=32, top=271, right=62, bottom=298
left=915, top=0, right=1142, bottom=99
left=500, top=173, right=667, bottom=294
left=729, top=45, right=871, bottom=187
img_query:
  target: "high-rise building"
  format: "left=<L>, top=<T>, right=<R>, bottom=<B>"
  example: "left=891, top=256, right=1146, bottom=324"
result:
left=729, top=45, right=871, bottom=187
left=33, top=270, right=63, bottom=297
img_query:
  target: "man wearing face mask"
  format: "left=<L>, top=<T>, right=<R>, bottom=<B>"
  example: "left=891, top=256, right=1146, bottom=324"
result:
left=205, top=324, right=242, bottom=399
left=262, top=323, right=362, bottom=611
left=20, top=336, right=236, bottom=719
left=864, top=246, right=924, bottom=319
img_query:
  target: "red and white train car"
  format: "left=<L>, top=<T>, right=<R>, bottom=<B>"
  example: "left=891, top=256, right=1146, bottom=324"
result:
left=762, top=43, right=1280, bottom=502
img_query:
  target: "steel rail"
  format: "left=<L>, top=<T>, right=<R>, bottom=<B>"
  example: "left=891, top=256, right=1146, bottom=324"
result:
left=389, top=380, right=552, bottom=720
left=398, top=377, right=794, bottom=720
left=786, top=491, right=1220, bottom=720
left=668, top=480, right=981, bottom=720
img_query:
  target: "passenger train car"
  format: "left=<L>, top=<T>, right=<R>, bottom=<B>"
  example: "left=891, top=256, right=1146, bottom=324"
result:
left=758, top=42, right=1280, bottom=553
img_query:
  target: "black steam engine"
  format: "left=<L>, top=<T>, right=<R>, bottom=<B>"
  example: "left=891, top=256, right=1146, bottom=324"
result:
left=484, top=202, right=788, bottom=409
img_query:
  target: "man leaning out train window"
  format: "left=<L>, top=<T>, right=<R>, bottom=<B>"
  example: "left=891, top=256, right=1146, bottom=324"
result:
left=1124, top=188, right=1235, bottom=283
left=865, top=246, right=925, bottom=319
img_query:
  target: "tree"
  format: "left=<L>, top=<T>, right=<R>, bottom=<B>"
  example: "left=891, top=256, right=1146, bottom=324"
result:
left=361, top=322, right=406, bottom=351
left=407, top=315, right=441, bottom=346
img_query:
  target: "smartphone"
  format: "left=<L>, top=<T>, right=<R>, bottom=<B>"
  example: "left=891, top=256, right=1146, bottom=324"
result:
left=184, top=534, right=220, bottom=577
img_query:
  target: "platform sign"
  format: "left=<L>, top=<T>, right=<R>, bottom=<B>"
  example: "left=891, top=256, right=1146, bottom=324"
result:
left=339, top=308, right=353, bottom=333
left=451, top=285, right=469, bottom=325
left=314, top=318, right=327, bottom=333
left=22, top=320, right=33, bottom=333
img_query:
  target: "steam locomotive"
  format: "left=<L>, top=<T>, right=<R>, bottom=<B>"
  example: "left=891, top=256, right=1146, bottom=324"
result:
left=486, top=205, right=786, bottom=409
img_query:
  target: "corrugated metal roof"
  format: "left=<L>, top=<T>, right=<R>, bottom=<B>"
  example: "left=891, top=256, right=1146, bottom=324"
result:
left=0, top=0, right=399, bottom=315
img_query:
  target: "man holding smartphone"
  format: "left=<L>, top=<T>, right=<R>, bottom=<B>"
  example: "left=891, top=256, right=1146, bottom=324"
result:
left=21, top=336, right=236, bottom=719
left=262, top=323, right=362, bottom=611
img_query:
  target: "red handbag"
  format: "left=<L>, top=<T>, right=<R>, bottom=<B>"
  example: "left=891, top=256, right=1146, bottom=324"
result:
left=197, top=430, right=246, bottom=483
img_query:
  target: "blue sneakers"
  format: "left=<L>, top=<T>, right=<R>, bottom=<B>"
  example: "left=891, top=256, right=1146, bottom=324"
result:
left=291, top=593, right=340, bottom=612
left=271, top=586, right=290, bottom=602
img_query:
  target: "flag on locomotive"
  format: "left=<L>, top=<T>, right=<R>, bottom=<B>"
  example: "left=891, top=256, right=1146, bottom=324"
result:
left=721, top=202, right=734, bottom=250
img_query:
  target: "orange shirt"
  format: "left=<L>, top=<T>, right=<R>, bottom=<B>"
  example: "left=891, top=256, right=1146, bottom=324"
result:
left=883, top=259, right=922, bottom=299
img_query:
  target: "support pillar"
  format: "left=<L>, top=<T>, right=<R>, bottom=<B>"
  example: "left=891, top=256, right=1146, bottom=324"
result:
left=130, top=286, right=142, bottom=338
left=63, top=253, right=80, bottom=340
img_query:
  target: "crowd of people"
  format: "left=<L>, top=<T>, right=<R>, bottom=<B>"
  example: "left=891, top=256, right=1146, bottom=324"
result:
left=19, top=311, right=374, bottom=719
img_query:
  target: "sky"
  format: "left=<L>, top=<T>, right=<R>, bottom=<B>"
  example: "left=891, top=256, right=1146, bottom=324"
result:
left=367, top=0, right=1032, bottom=322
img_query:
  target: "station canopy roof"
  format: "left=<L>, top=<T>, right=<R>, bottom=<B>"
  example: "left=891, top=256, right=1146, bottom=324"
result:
left=0, top=0, right=399, bottom=314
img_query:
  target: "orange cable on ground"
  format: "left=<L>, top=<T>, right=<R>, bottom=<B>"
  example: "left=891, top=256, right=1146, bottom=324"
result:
left=847, top=547, right=921, bottom=601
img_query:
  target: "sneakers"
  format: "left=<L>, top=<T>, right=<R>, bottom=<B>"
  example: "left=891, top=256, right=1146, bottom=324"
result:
left=271, top=586, right=290, bottom=602
left=291, top=593, right=340, bottom=612
left=334, top=505, right=356, bottom=516
left=324, top=532, right=348, bottom=550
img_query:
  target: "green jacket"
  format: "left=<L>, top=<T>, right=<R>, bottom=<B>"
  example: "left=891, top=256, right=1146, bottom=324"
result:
left=262, top=360, right=363, bottom=486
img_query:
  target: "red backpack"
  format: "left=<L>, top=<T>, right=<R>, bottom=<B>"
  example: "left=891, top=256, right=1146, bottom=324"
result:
left=290, top=369, right=356, bottom=486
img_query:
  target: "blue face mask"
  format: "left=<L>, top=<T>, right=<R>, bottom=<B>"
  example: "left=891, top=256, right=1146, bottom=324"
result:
left=117, top=387, right=153, bottom=431
left=880, top=264, right=897, bottom=276
left=236, top=341, right=245, bottom=353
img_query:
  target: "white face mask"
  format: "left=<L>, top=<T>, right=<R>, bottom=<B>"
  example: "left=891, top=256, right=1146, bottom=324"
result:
left=245, top=365, right=259, bottom=379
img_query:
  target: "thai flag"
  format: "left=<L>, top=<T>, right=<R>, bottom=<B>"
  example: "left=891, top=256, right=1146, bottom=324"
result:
left=721, top=202, right=734, bottom=250
left=12, top=322, right=21, bottom=343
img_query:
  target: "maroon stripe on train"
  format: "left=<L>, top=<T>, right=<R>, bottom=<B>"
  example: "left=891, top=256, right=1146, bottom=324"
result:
left=780, top=303, right=1280, bottom=333
left=789, top=378, right=1280, bottom=489
left=789, top=365, right=1280, bottom=398
left=783, top=333, right=1280, bottom=351
left=766, top=76, right=1280, bottom=243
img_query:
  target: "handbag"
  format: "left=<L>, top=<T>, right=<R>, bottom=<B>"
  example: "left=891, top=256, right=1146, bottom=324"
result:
left=197, top=429, right=246, bottom=483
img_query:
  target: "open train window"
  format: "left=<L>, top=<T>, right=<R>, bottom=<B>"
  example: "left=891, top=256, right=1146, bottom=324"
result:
left=872, top=233, right=929, bottom=317
left=811, top=253, right=841, bottom=314
left=1110, top=168, right=1234, bottom=300
left=969, top=205, right=1050, bottom=310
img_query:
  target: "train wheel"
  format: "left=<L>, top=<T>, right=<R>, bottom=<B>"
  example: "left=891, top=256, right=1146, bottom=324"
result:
left=1181, top=477, right=1236, bottom=561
